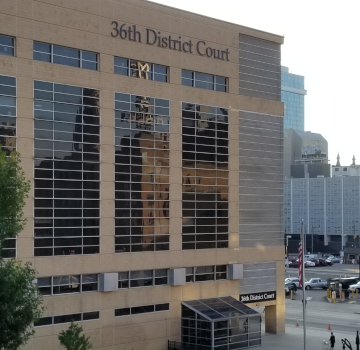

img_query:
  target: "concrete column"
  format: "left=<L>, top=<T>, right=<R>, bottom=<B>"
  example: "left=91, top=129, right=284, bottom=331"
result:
left=265, top=304, right=285, bottom=333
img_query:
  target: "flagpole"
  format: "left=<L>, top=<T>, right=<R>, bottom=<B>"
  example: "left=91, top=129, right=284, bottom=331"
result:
left=301, top=219, right=306, bottom=350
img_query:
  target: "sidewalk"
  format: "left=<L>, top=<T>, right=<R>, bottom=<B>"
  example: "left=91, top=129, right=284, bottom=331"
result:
left=261, top=325, right=355, bottom=350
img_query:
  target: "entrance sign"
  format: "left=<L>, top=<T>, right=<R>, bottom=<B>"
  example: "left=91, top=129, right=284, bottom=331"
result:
left=240, top=291, right=276, bottom=303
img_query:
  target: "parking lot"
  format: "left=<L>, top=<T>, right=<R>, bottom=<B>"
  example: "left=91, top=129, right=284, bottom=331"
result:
left=285, top=262, right=360, bottom=302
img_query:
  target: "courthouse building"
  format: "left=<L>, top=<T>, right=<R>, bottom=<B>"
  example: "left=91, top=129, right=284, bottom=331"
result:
left=0, top=0, right=285, bottom=349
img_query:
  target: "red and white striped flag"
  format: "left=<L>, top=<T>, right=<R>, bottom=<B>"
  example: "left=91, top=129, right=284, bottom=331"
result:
left=298, top=241, right=303, bottom=287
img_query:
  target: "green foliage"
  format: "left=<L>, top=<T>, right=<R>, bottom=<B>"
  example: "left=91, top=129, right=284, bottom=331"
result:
left=0, top=259, right=44, bottom=350
left=58, top=321, right=93, bottom=350
left=0, top=146, right=31, bottom=251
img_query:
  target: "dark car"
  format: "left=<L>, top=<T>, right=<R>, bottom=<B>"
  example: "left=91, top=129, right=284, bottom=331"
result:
left=318, top=259, right=328, bottom=266
left=289, top=260, right=299, bottom=268
left=285, top=282, right=297, bottom=295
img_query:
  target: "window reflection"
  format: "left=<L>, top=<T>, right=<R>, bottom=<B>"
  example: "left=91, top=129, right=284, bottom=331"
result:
left=182, top=103, right=229, bottom=249
left=33, top=81, right=100, bottom=256
left=0, top=75, right=16, bottom=156
left=115, top=93, right=170, bottom=253
left=114, top=57, right=168, bottom=82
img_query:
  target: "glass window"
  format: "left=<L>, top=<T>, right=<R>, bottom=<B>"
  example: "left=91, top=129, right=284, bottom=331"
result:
left=114, top=57, right=168, bottom=83
left=115, top=92, right=170, bottom=253
left=115, top=303, right=168, bottom=317
left=182, top=102, right=228, bottom=250
left=0, top=74, right=16, bottom=175
left=37, top=274, right=99, bottom=295
left=33, top=42, right=98, bottom=71
left=34, top=81, right=100, bottom=257
left=115, top=308, right=130, bottom=317
left=0, top=34, right=14, bottom=57
left=182, top=70, right=227, bottom=92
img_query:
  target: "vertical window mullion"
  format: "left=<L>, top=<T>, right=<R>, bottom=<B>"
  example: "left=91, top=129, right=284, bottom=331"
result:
left=80, top=50, right=82, bottom=68
left=127, top=59, right=130, bottom=76
left=50, top=45, right=53, bottom=63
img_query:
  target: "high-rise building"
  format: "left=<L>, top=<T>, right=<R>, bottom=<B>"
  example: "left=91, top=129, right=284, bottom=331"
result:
left=284, top=176, right=360, bottom=256
left=281, top=66, right=306, bottom=131
left=283, top=129, right=329, bottom=178
left=0, top=1, right=285, bottom=349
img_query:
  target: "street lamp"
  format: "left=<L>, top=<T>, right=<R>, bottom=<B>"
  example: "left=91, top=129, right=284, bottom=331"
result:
left=286, top=235, right=292, bottom=258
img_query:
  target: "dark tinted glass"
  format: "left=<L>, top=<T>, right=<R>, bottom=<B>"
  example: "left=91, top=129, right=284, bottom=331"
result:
left=54, top=313, right=81, bottom=324
left=34, top=317, right=52, bottom=327
left=83, top=311, right=99, bottom=320
left=34, top=81, right=100, bottom=256
left=155, top=303, right=169, bottom=311
left=182, top=102, right=229, bottom=250
left=132, top=305, right=154, bottom=314
left=115, top=308, right=130, bottom=317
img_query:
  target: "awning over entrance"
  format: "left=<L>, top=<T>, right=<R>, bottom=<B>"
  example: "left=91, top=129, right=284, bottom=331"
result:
left=181, top=296, right=261, bottom=350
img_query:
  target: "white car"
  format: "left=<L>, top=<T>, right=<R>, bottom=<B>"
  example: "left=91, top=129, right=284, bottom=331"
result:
left=348, top=282, right=360, bottom=292
left=305, top=260, right=315, bottom=267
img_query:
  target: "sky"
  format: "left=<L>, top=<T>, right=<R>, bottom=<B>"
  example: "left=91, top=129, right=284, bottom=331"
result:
left=150, top=0, right=360, bottom=166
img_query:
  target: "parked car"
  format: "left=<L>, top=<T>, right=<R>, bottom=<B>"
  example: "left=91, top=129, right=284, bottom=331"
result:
left=329, top=257, right=341, bottom=263
left=318, top=259, right=328, bottom=266
left=348, top=282, right=360, bottom=292
left=304, top=278, right=327, bottom=290
left=285, top=277, right=300, bottom=287
left=328, top=277, right=360, bottom=296
left=305, top=260, right=315, bottom=267
left=285, top=282, right=297, bottom=295
left=289, top=260, right=315, bottom=268
left=325, top=258, right=333, bottom=266
left=309, top=258, right=320, bottom=266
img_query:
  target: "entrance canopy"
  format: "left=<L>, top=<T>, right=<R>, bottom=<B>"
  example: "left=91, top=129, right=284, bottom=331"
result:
left=182, top=296, right=259, bottom=321
left=181, top=296, right=261, bottom=350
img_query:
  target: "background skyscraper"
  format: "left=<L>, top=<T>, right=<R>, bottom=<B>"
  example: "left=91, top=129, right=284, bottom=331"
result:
left=281, top=66, right=306, bottom=131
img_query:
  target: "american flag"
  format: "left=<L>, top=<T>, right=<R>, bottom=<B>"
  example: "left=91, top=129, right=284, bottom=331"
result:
left=298, top=241, right=303, bottom=288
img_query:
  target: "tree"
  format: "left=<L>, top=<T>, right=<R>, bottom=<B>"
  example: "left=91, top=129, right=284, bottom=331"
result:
left=0, top=147, right=30, bottom=249
left=0, top=259, right=44, bottom=350
left=58, top=321, right=93, bottom=350
left=0, top=146, right=43, bottom=350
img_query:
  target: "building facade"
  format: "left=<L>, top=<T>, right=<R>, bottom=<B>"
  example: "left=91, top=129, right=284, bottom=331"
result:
left=283, top=129, right=329, bottom=179
left=0, top=0, right=285, bottom=349
left=284, top=176, right=360, bottom=255
left=281, top=66, right=306, bottom=131
left=332, top=155, right=360, bottom=177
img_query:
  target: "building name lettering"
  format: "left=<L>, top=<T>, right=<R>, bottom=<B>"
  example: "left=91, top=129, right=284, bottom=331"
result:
left=240, top=291, right=276, bottom=304
left=111, top=22, right=230, bottom=61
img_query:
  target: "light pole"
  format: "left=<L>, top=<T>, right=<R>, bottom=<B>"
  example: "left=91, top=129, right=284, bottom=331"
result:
left=311, top=225, right=320, bottom=255
left=286, top=235, right=292, bottom=258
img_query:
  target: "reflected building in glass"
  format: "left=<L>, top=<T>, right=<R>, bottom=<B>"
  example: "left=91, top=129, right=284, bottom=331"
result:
left=2, top=1, right=285, bottom=349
